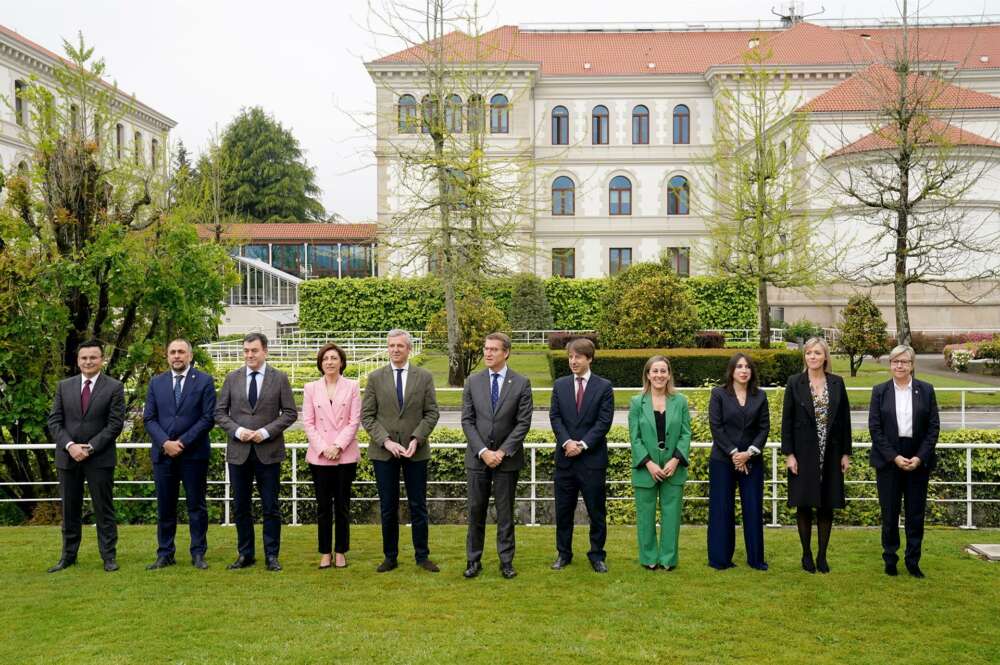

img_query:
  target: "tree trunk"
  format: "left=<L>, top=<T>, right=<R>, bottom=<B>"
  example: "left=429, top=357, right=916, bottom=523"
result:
left=758, top=279, right=771, bottom=349
left=894, top=192, right=912, bottom=347
left=444, top=274, right=464, bottom=386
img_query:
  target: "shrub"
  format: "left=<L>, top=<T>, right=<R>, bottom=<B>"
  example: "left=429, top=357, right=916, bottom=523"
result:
left=548, top=348, right=803, bottom=387
left=686, top=276, right=757, bottom=329
left=425, top=293, right=509, bottom=380
left=978, top=336, right=1000, bottom=365
left=694, top=331, right=725, bottom=348
left=299, top=276, right=444, bottom=331
left=543, top=278, right=605, bottom=329
left=837, top=294, right=890, bottom=376
left=597, top=268, right=700, bottom=349
left=507, top=273, right=553, bottom=330
left=783, top=318, right=823, bottom=343
left=548, top=331, right=599, bottom=350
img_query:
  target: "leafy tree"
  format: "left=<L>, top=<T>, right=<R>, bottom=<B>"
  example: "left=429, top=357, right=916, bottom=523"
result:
left=508, top=273, right=553, bottom=331
left=597, top=264, right=700, bottom=349
left=426, top=292, right=509, bottom=378
left=215, top=106, right=325, bottom=222
left=0, top=36, right=235, bottom=519
left=837, top=294, right=890, bottom=377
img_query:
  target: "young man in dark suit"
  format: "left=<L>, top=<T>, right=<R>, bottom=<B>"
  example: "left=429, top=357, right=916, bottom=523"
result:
left=47, top=340, right=126, bottom=573
left=143, top=339, right=217, bottom=570
left=549, top=338, right=615, bottom=573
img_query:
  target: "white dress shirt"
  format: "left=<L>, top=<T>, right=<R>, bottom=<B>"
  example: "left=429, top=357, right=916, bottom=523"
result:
left=172, top=366, right=190, bottom=394
left=894, top=379, right=914, bottom=438
left=389, top=361, right=410, bottom=396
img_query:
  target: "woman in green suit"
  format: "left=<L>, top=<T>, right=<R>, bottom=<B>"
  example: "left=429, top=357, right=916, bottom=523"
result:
left=628, top=355, right=692, bottom=570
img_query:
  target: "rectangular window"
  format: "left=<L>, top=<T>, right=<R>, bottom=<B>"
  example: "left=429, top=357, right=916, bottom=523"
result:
left=116, top=124, right=124, bottom=159
left=551, top=248, right=575, bottom=278
left=592, top=115, right=608, bottom=145
left=272, top=244, right=305, bottom=277
left=609, top=248, right=632, bottom=276
left=552, top=114, right=568, bottom=145
left=243, top=244, right=269, bottom=263
left=134, top=131, right=143, bottom=165
left=14, top=80, right=27, bottom=126
left=308, top=244, right=339, bottom=278
left=667, top=247, right=690, bottom=277
left=151, top=138, right=159, bottom=168
left=341, top=244, right=374, bottom=278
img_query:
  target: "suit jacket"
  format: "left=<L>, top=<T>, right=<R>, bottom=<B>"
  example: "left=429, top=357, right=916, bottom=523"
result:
left=143, top=367, right=216, bottom=464
left=628, top=392, right=691, bottom=488
left=47, top=373, right=126, bottom=470
left=302, top=377, right=362, bottom=466
left=549, top=373, right=615, bottom=470
left=214, top=365, right=297, bottom=465
left=868, top=378, right=940, bottom=472
left=461, top=368, right=533, bottom=472
left=708, top=386, right=770, bottom=464
left=361, top=364, right=439, bottom=462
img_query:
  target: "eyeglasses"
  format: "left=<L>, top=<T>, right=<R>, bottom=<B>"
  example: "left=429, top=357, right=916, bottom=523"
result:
left=890, top=359, right=912, bottom=366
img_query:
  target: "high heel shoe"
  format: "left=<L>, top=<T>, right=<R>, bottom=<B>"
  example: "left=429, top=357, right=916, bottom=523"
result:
left=816, top=556, right=830, bottom=574
left=801, top=553, right=816, bottom=574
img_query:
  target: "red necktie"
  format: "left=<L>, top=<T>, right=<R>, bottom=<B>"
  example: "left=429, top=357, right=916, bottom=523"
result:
left=81, top=379, right=92, bottom=413
left=575, top=377, right=585, bottom=413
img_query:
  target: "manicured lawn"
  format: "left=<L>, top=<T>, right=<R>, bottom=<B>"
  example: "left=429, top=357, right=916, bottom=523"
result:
left=3, top=525, right=998, bottom=664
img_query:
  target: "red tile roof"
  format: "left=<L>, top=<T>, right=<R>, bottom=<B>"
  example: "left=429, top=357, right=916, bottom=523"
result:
left=196, top=223, right=378, bottom=243
left=800, top=63, right=1000, bottom=112
left=371, top=23, right=1000, bottom=76
left=829, top=118, right=1000, bottom=157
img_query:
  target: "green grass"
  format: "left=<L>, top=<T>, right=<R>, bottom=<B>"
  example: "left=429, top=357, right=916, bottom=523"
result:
left=3, top=525, right=998, bottom=664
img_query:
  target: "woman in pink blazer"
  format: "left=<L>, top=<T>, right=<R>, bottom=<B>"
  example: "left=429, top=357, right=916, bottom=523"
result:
left=303, top=342, right=362, bottom=569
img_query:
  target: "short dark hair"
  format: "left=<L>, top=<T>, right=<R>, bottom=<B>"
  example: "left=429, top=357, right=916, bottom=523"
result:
left=566, top=337, right=595, bottom=360
left=77, top=339, right=104, bottom=356
left=724, top=352, right=759, bottom=395
left=485, top=332, right=511, bottom=352
left=243, top=332, right=268, bottom=349
left=316, top=343, right=348, bottom=375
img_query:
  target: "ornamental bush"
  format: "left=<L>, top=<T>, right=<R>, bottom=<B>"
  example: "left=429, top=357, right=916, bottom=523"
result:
left=686, top=276, right=758, bottom=329
left=298, top=276, right=444, bottom=331
left=543, top=277, right=605, bottom=329
left=596, top=267, right=700, bottom=349
left=837, top=294, right=890, bottom=376
left=508, top=273, right=553, bottom=330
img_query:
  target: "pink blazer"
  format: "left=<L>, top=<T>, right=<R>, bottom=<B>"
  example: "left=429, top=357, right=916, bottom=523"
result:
left=302, top=377, right=362, bottom=466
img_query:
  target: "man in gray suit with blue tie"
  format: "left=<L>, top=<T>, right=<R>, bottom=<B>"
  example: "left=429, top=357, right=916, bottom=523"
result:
left=461, top=332, right=533, bottom=579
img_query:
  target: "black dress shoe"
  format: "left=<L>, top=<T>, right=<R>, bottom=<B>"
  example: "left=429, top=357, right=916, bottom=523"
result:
left=750, top=562, right=769, bottom=571
left=376, top=558, right=398, bottom=573
left=550, top=556, right=571, bottom=570
left=192, top=554, right=208, bottom=570
left=104, top=559, right=119, bottom=572
left=227, top=555, right=256, bottom=570
left=500, top=563, right=517, bottom=579
left=884, top=562, right=898, bottom=576
left=801, top=554, right=816, bottom=574
left=816, top=557, right=830, bottom=574
left=265, top=556, right=282, bottom=572
left=47, top=558, right=76, bottom=573
left=463, top=561, right=482, bottom=578
left=146, top=556, right=176, bottom=570
left=417, top=559, right=440, bottom=573
left=590, top=560, right=608, bottom=574
left=906, top=563, right=925, bottom=578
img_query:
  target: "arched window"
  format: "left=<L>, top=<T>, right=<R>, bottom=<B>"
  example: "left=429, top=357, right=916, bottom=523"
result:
left=552, top=176, right=575, bottom=216
left=668, top=175, right=689, bottom=215
left=17, top=160, right=28, bottom=176
left=632, top=105, right=649, bottom=145
left=552, top=106, right=569, bottom=145
left=490, top=94, right=509, bottom=134
left=151, top=138, right=159, bottom=167
left=609, top=175, right=631, bottom=215
left=673, top=104, right=690, bottom=144
left=445, top=94, right=463, bottom=133
left=70, top=104, right=80, bottom=134
left=115, top=123, right=124, bottom=159
left=14, top=80, right=27, bottom=127
left=592, top=105, right=609, bottom=145
left=467, top=94, right=484, bottom=133
left=421, top=95, right=439, bottom=134
left=398, top=94, right=417, bottom=133
left=134, top=130, right=143, bottom=165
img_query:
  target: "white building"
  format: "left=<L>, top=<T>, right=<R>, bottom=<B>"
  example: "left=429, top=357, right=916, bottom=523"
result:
left=0, top=23, right=175, bottom=182
left=368, top=15, right=1000, bottom=329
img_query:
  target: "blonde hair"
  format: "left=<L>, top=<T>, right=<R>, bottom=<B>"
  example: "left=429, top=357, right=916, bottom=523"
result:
left=642, top=355, right=677, bottom=395
left=802, top=337, right=832, bottom=373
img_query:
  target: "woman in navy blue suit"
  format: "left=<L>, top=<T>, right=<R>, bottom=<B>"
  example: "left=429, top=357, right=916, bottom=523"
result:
left=707, top=353, right=770, bottom=570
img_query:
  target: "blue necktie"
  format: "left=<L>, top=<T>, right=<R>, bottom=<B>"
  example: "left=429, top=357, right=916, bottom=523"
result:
left=248, top=371, right=259, bottom=408
left=491, top=373, right=500, bottom=412
left=395, top=368, right=404, bottom=410
left=173, top=374, right=183, bottom=407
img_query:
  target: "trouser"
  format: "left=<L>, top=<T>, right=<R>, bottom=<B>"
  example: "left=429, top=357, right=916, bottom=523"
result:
left=229, top=448, right=282, bottom=558
left=466, top=467, right=519, bottom=564
left=373, top=458, right=430, bottom=562
left=635, top=481, right=684, bottom=567
left=310, top=463, right=357, bottom=554
left=154, top=458, right=209, bottom=559
left=707, top=459, right=765, bottom=568
left=876, top=464, right=929, bottom=567
left=58, top=463, right=117, bottom=561
left=554, top=464, right=607, bottom=562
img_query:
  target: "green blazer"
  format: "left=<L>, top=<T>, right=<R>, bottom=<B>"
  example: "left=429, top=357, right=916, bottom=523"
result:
left=361, top=364, right=440, bottom=462
left=628, top=392, right=692, bottom=489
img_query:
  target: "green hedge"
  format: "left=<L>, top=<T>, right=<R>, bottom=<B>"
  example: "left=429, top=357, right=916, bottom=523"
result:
left=548, top=348, right=803, bottom=387
left=686, top=276, right=758, bottom=330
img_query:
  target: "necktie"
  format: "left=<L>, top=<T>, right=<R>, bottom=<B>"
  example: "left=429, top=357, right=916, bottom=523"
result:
left=575, top=376, right=585, bottom=413
left=395, top=368, right=404, bottom=410
left=491, top=373, right=500, bottom=412
left=248, top=371, right=259, bottom=408
left=173, top=374, right=183, bottom=407
left=81, top=379, right=92, bottom=413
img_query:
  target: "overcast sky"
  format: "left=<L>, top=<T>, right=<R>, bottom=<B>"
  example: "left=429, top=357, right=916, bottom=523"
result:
left=5, top=0, right=993, bottom=221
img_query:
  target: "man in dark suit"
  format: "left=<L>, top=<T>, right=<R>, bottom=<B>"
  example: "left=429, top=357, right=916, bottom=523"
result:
left=46, top=340, right=126, bottom=573
left=869, top=344, right=940, bottom=578
left=143, top=339, right=216, bottom=570
left=215, top=332, right=297, bottom=572
left=361, top=329, right=440, bottom=573
left=549, top=338, right=615, bottom=573
left=461, top=332, right=533, bottom=579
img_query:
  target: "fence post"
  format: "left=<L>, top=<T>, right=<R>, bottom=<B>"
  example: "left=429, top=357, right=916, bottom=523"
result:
left=530, top=446, right=537, bottom=527
left=224, top=460, right=231, bottom=526
left=769, top=446, right=779, bottom=527
left=961, top=390, right=967, bottom=430
left=292, top=448, right=299, bottom=526
left=961, top=445, right=976, bottom=530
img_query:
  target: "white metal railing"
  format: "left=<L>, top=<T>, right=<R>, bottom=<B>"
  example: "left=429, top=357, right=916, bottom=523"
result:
left=705, top=328, right=787, bottom=344
left=2, top=441, right=997, bottom=529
